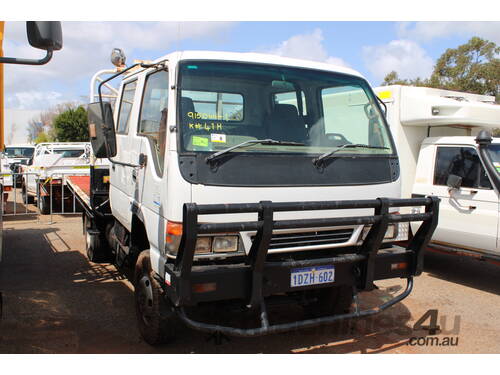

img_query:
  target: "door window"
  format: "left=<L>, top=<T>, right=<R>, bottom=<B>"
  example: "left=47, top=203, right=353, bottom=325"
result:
left=138, top=70, right=169, bottom=176
left=434, top=146, right=492, bottom=189
left=116, top=80, right=137, bottom=134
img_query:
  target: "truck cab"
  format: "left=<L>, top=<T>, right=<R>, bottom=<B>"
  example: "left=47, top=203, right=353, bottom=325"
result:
left=374, top=85, right=500, bottom=260
left=85, top=51, right=439, bottom=345
left=413, top=136, right=500, bottom=257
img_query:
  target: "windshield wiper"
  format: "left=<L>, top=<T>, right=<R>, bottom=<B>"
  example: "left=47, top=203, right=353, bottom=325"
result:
left=312, top=144, right=389, bottom=167
left=205, top=139, right=305, bottom=164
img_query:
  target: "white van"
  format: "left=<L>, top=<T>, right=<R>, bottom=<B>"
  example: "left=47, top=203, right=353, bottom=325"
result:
left=375, top=85, right=500, bottom=260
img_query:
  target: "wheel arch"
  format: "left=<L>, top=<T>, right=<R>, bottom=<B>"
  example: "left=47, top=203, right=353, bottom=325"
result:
left=130, top=213, right=150, bottom=266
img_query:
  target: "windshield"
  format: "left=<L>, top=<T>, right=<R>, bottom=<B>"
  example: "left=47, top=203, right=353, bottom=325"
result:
left=487, top=144, right=500, bottom=172
left=178, top=61, right=394, bottom=156
left=4, top=147, right=34, bottom=158
left=51, top=149, right=85, bottom=158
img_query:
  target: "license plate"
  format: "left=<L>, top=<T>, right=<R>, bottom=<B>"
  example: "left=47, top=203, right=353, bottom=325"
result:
left=290, top=265, right=335, bottom=287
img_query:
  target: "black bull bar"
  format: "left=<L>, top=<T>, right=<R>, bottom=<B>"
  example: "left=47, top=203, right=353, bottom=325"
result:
left=164, top=196, right=439, bottom=337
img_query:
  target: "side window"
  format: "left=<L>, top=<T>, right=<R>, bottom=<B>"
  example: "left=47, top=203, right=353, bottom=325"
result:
left=139, top=70, right=169, bottom=176
left=273, top=91, right=307, bottom=116
left=116, top=80, right=137, bottom=134
left=434, top=146, right=492, bottom=189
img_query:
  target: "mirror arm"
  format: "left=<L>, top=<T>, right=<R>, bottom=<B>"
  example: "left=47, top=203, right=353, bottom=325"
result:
left=376, top=95, right=387, bottom=116
left=108, top=158, right=140, bottom=168
left=0, top=49, right=53, bottom=65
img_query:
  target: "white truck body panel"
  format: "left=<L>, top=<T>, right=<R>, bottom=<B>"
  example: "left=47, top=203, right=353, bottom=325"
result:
left=375, top=85, right=500, bottom=255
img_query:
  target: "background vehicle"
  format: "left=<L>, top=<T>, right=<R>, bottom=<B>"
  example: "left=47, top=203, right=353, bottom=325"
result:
left=2, top=144, right=35, bottom=186
left=21, top=142, right=93, bottom=214
left=375, top=85, right=500, bottom=261
left=80, top=50, right=438, bottom=345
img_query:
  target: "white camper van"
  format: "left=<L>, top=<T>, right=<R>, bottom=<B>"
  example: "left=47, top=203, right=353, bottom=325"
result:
left=78, top=51, right=438, bottom=345
left=375, top=85, right=500, bottom=260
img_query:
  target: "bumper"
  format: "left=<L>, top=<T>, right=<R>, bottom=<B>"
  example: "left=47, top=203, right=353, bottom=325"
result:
left=165, top=247, right=413, bottom=305
left=163, top=196, right=439, bottom=336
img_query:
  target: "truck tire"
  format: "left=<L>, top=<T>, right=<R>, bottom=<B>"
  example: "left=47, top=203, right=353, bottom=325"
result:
left=21, top=184, right=34, bottom=204
left=39, top=195, right=50, bottom=215
left=303, top=285, right=353, bottom=318
left=134, top=250, right=176, bottom=345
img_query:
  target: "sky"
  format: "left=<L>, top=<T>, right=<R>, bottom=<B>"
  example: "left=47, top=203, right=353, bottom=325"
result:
left=2, top=19, right=500, bottom=142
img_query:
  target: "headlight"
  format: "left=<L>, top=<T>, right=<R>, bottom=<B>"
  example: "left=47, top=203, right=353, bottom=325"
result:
left=165, top=221, right=240, bottom=256
left=384, top=225, right=395, bottom=239
left=361, top=222, right=408, bottom=242
left=195, top=237, right=212, bottom=254
left=212, top=236, right=239, bottom=253
left=362, top=224, right=397, bottom=240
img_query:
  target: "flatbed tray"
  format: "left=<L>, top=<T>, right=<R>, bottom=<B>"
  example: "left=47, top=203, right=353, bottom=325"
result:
left=66, top=175, right=91, bottom=208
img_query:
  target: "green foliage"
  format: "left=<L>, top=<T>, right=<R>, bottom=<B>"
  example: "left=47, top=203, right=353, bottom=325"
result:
left=382, top=71, right=429, bottom=87
left=381, top=37, right=499, bottom=101
left=52, top=106, right=89, bottom=142
left=429, top=37, right=499, bottom=97
left=34, top=132, right=53, bottom=144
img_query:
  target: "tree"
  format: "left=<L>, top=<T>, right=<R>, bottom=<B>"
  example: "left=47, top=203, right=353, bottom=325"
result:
left=27, top=101, right=82, bottom=143
left=380, top=37, right=499, bottom=101
left=429, top=37, right=499, bottom=98
left=34, top=132, right=52, bottom=144
left=52, top=106, right=89, bottom=142
left=27, top=119, right=45, bottom=143
left=382, top=71, right=429, bottom=87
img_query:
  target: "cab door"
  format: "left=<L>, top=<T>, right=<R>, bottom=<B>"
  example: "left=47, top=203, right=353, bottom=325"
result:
left=130, top=69, right=170, bottom=256
left=109, top=78, right=139, bottom=227
left=134, top=69, right=169, bottom=212
left=430, top=145, right=499, bottom=254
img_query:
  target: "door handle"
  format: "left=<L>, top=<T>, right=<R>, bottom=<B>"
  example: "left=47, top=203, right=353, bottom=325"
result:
left=111, top=164, right=115, bottom=171
left=132, top=169, right=137, bottom=181
left=469, top=206, right=477, bottom=210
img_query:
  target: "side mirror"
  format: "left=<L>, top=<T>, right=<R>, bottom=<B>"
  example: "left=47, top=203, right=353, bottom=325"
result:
left=88, top=102, right=117, bottom=158
left=0, top=21, right=63, bottom=65
left=447, top=174, right=462, bottom=190
left=27, top=21, right=63, bottom=51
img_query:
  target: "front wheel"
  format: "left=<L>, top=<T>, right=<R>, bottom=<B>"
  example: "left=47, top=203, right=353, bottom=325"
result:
left=39, top=195, right=50, bottom=215
left=21, top=184, right=34, bottom=204
left=134, top=250, right=176, bottom=345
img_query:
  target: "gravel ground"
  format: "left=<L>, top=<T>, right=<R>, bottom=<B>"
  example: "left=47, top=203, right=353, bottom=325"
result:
left=1, top=214, right=499, bottom=354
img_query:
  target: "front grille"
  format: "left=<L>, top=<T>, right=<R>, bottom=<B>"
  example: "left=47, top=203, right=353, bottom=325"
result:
left=253, top=228, right=354, bottom=250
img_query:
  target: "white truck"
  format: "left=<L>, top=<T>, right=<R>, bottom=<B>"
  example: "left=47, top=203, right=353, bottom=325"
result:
left=21, top=142, right=93, bottom=214
left=76, top=50, right=439, bottom=345
left=0, top=154, right=14, bottom=208
left=374, top=85, right=500, bottom=261
left=2, top=144, right=35, bottom=187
